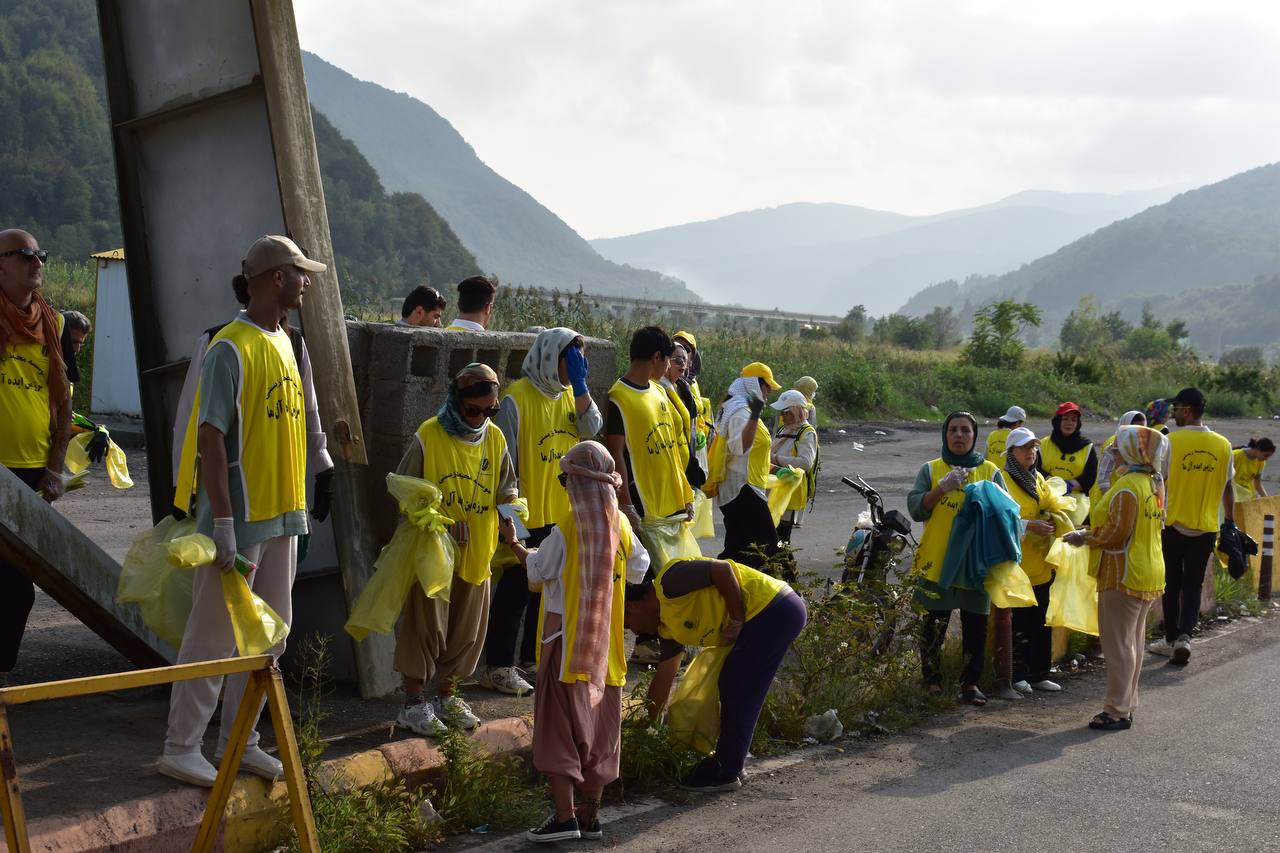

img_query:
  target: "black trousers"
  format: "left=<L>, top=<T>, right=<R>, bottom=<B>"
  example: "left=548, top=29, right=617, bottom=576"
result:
left=718, top=485, right=778, bottom=569
left=1161, top=528, right=1216, bottom=642
left=920, top=608, right=988, bottom=688
left=1, top=467, right=44, bottom=672
left=484, top=524, right=553, bottom=669
left=776, top=518, right=794, bottom=544
left=1012, top=579, right=1053, bottom=683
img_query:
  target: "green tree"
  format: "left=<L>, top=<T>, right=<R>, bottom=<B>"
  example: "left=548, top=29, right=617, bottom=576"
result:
left=835, top=304, right=867, bottom=342
left=961, top=300, right=1042, bottom=369
left=923, top=305, right=961, bottom=349
left=872, top=313, right=932, bottom=350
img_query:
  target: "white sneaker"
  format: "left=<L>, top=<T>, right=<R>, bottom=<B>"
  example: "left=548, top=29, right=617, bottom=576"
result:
left=1147, top=638, right=1174, bottom=657
left=215, top=745, right=283, bottom=781
left=1030, top=680, right=1062, bottom=692
left=1172, top=635, right=1192, bottom=665
left=1012, top=680, right=1033, bottom=694
left=397, top=699, right=449, bottom=737
left=478, top=666, right=534, bottom=696
left=157, top=752, right=218, bottom=788
left=435, top=694, right=480, bottom=730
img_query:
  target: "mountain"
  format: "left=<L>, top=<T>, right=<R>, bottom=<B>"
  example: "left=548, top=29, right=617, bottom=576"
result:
left=899, top=163, right=1280, bottom=348
left=301, top=53, right=698, bottom=303
left=589, top=189, right=1174, bottom=314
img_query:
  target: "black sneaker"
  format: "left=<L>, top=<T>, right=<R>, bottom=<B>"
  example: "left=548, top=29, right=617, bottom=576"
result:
left=527, top=813, right=580, bottom=843
left=679, top=759, right=743, bottom=793
left=579, top=818, right=603, bottom=840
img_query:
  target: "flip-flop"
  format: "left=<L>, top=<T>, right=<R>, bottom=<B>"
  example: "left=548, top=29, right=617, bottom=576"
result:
left=1088, top=712, right=1131, bottom=731
left=960, top=686, right=987, bottom=706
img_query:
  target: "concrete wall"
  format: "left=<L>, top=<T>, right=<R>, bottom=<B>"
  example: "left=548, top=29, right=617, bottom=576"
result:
left=89, top=257, right=143, bottom=417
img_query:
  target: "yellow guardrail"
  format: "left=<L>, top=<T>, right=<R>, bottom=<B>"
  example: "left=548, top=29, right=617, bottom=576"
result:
left=0, top=655, right=318, bottom=853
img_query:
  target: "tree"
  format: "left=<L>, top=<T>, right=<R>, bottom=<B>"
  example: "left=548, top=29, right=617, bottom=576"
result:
left=961, top=300, right=1042, bottom=369
left=835, top=304, right=867, bottom=342
left=872, top=313, right=932, bottom=350
left=923, top=305, right=961, bottom=349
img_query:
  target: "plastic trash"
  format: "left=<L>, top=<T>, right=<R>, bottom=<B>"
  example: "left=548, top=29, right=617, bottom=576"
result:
left=1044, top=539, right=1099, bottom=636
left=637, top=517, right=702, bottom=572
left=418, top=799, right=444, bottom=826
left=167, top=533, right=290, bottom=655
left=118, top=516, right=197, bottom=648
left=803, top=708, right=844, bottom=742
left=691, top=490, right=715, bottom=539
left=852, top=442, right=865, bottom=452
left=984, top=560, right=1037, bottom=608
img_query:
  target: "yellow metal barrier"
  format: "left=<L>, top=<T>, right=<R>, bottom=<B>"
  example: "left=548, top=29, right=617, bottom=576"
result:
left=0, top=655, right=319, bottom=853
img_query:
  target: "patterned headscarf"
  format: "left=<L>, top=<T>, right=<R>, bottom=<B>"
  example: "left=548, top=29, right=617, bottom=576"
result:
left=1144, top=399, right=1171, bottom=429
left=1114, top=425, right=1169, bottom=509
left=522, top=326, right=580, bottom=397
left=437, top=363, right=498, bottom=437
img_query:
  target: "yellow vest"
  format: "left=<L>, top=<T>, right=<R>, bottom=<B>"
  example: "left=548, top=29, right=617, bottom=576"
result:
left=911, top=458, right=1002, bottom=583
left=655, top=558, right=789, bottom=647
left=662, top=382, right=692, bottom=471
left=1007, top=470, right=1064, bottom=586
left=417, top=417, right=508, bottom=585
left=536, top=512, right=634, bottom=687
left=0, top=312, right=65, bottom=468
left=745, top=418, right=771, bottom=489
left=502, top=377, right=578, bottom=528
left=985, top=428, right=1011, bottom=464
left=1232, top=448, right=1265, bottom=493
left=172, top=318, right=307, bottom=522
left=607, top=379, right=693, bottom=519
left=781, top=424, right=817, bottom=511
left=1095, top=471, right=1165, bottom=593
left=1165, top=429, right=1232, bottom=532
left=1039, top=438, right=1093, bottom=482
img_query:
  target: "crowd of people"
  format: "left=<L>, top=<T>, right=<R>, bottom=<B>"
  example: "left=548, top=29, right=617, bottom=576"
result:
left=0, top=227, right=1270, bottom=842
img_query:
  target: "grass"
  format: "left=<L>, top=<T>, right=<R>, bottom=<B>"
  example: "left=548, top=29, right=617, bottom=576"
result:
left=1214, top=563, right=1263, bottom=618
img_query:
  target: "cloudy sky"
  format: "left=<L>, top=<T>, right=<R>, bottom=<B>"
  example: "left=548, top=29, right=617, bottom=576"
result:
left=296, top=1, right=1280, bottom=239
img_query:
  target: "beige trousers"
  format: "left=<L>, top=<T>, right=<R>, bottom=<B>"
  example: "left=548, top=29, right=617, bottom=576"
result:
left=394, top=574, right=491, bottom=686
left=1098, top=588, right=1156, bottom=719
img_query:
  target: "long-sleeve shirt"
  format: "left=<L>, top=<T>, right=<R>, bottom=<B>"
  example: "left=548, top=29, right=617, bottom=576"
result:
left=1083, top=490, right=1160, bottom=600
left=526, top=524, right=650, bottom=625
left=719, top=407, right=764, bottom=505
left=771, top=425, right=817, bottom=472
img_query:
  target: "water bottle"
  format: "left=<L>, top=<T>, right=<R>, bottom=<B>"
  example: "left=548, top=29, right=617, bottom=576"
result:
left=233, top=554, right=257, bottom=576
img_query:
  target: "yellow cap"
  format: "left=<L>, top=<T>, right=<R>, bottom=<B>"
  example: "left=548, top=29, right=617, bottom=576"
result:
left=673, top=330, right=698, bottom=350
left=741, top=361, right=780, bottom=390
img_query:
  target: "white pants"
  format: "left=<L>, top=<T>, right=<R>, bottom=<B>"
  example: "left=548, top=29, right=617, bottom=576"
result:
left=164, top=535, right=296, bottom=756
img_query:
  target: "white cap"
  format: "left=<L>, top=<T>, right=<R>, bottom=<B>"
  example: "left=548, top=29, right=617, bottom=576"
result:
left=771, top=389, right=809, bottom=411
left=1001, top=405, right=1027, bottom=423
left=1006, top=427, right=1037, bottom=448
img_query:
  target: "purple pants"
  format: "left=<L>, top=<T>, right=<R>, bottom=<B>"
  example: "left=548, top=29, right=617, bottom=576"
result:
left=715, top=590, right=808, bottom=775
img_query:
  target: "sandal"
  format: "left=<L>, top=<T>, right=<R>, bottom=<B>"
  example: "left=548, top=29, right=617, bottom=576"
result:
left=1088, top=712, right=1132, bottom=731
left=960, top=686, right=987, bottom=706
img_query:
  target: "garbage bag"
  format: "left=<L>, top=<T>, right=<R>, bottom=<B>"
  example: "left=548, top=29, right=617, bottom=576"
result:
left=345, top=474, right=457, bottom=641
left=668, top=645, right=731, bottom=755
left=691, top=490, right=715, bottom=540
left=766, top=467, right=804, bottom=527
left=118, top=516, right=196, bottom=648
left=637, top=517, right=702, bottom=572
left=1044, top=539, right=1099, bottom=636
left=65, top=429, right=133, bottom=488
left=803, top=708, right=844, bottom=742
left=984, top=560, right=1037, bottom=608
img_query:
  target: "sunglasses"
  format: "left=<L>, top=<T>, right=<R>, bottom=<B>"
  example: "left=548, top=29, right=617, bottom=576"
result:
left=461, top=402, right=500, bottom=419
left=558, top=472, right=568, bottom=488
left=0, top=248, right=49, bottom=262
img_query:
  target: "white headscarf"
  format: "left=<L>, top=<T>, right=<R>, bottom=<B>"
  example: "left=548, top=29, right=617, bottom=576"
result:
left=719, top=376, right=761, bottom=428
left=522, top=326, right=580, bottom=397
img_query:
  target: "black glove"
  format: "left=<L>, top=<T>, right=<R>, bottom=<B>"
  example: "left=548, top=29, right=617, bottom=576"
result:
left=86, top=429, right=109, bottom=464
left=311, top=469, right=334, bottom=522
left=747, top=395, right=765, bottom=420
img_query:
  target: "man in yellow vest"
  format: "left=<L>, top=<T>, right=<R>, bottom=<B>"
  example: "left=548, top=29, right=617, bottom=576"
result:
left=0, top=229, right=71, bottom=687
left=160, top=236, right=325, bottom=787
left=444, top=275, right=497, bottom=331
left=1149, top=387, right=1233, bottom=665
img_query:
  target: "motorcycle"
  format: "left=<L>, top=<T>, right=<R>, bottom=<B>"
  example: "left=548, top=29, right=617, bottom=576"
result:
left=840, top=475, right=914, bottom=584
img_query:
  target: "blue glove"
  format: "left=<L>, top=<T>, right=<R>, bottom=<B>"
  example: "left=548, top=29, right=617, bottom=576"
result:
left=565, top=345, right=590, bottom=397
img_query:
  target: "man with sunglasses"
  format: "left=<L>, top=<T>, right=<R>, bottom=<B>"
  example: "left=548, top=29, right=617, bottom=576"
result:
left=0, top=229, right=70, bottom=688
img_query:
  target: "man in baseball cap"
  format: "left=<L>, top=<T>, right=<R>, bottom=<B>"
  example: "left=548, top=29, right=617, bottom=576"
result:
left=241, top=235, right=326, bottom=278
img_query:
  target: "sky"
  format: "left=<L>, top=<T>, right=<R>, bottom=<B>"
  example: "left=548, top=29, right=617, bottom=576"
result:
left=295, top=1, right=1280, bottom=240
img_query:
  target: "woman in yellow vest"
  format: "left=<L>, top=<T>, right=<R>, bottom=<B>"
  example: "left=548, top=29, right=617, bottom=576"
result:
left=1064, top=425, right=1168, bottom=731
left=660, top=342, right=697, bottom=480
left=672, top=330, right=713, bottom=445
left=624, top=557, right=806, bottom=792
left=1092, top=411, right=1145, bottom=507
left=1232, top=437, right=1274, bottom=502
left=985, top=405, right=1026, bottom=463
left=1037, top=401, right=1098, bottom=499
left=1002, top=428, right=1074, bottom=694
left=393, top=363, right=518, bottom=737
left=501, top=441, right=649, bottom=843
left=484, top=327, right=602, bottom=697
left=909, top=411, right=1006, bottom=706
left=770, top=389, right=819, bottom=544
left=715, top=363, right=782, bottom=568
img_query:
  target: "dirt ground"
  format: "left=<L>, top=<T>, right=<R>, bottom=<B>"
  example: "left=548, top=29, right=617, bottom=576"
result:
left=6, top=415, right=1275, bottom=822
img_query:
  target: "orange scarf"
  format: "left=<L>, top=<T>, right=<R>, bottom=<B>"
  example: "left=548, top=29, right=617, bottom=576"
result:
left=0, top=289, right=70, bottom=423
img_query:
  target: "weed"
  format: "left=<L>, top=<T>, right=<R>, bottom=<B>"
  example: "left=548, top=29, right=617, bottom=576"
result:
left=615, top=669, right=701, bottom=796
left=1213, top=564, right=1262, bottom=619
left=430, top=722, right=548, bottom=833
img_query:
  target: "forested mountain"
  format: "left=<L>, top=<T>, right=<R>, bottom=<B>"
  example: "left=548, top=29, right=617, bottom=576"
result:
left=302, top=53, right=699, bottom=303
left=590, top=189, right=1174, bottom=314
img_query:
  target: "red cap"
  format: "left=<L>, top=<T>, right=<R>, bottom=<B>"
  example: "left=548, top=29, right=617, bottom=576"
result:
left=1055, top=401, right=1081, bottom=416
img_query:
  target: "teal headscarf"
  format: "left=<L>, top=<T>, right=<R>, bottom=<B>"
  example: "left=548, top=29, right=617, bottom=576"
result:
left=438, top=363, right=499, bottom=437
left=940, top=411, right=984, bottom=468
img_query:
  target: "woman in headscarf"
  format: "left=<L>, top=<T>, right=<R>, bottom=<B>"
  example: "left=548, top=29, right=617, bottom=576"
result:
left=1144, top=399, right=1171, bottom=435
left=1003, top=428, right=1074, bottom=694
left=909, top=411, right=1006, bottom=705
left=393, top=363, right=518, bottom=737
left=793, top=376, right=819, bottom=426
left=1092, top=411, right=1146, bottom=504
left=1037, top=402, right=1098, bottom=499
left=715, top=363, right=781, bottom=567
left=770, top=389, right=819, bottom=544
left=502, top=442, right=649, bottom=843
left=659, top=343, right=699, bottom=478
left=1064, top=425, right=1169, bottom=731
left=672, top=331, right=713, bottom=451
left=483, top=328, right=601, bottom=697
left=985, top=405, right=1026, bottom=463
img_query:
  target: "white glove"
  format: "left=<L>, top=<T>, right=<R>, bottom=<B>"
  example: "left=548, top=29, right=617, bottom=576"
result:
left=212, top=517, right=237, bottom=571
left=938, top=468, right=968, bottom=493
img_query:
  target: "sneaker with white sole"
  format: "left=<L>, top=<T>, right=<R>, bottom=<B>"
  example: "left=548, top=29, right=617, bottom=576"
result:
left=1012, top=680, right=1033, bottom=694
left=397, top=699, right=449, bottom=737
left=1031, top=680, right=1062, bottom=692
left=1172, top=635, right=1192, bottom=665
left=215, top=744, right=283, bottom=781
left=157, top=752, right=218, bottom=788
left=526, top=813, right=580, bottom=843
left=477, top=666, right=533, bottom=696
left=1147, top=638, right=1174, bottom=657
left=435, top=694, right=480, bottom=730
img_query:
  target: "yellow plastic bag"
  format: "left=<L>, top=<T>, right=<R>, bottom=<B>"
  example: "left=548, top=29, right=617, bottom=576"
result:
left=690, top=490, right=715, bottom=540
left=65, top=430, right=134, bottom=488
left=702, top=433, right=727, bottom=498
left=345, top=474, right=457, bottom=641
left=118, top=516, right=196, bottom=649
left=1046, top=476, right=1090, bottom=528
left=984, top=560, right=1037, bottom=608
left=1044, top=539, right=1099, bottom=636
left=668, top=645, right=731, bottom=755
left=638, top=517, right=702, bottom=572
left=767, top=467, right=804, bottom=527
left=166, top=533, right=291, bottom=656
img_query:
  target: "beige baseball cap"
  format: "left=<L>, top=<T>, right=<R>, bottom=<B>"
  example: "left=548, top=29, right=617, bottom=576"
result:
left=241, top=235, right=327, bottom=278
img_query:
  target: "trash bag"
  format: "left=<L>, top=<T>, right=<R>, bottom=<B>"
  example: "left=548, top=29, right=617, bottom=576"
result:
left=637, top=517, right=702, bottom=572
left=984, top=560, right=1037, bottom=608
left=118, top=516, right=196, bottom=648
left=803, top=708, right=844, bottom=742
left=690, top=490, right=715, bottom=540
left=166, top=533, right=290, bottom=656
left=766, top=467, right=804, bottom=527
left=702, top=433, right=727, bottom=498
left=1044, top=539, right=1099, bottom=636
left=65, top=429, right=133, bottom=488
left=668, top=645, right=731, bottom=755
left=345, top=474, right=457, bottom=641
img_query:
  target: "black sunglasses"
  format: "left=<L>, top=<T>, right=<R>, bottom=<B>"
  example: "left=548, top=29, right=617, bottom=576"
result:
left=0, top=248, right=49, bottom=262
left=558, top=472, right=568, bottom=488
left=461, top=402, right=500, bottom=419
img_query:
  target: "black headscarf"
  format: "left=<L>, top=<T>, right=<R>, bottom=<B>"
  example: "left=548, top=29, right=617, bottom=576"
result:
left=1049, top=413, right=1090, bottom=455
left=940, top=411, right=984, bottom=468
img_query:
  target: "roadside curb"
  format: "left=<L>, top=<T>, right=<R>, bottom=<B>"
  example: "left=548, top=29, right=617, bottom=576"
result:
left=0, top=716, right=533, bottom=853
